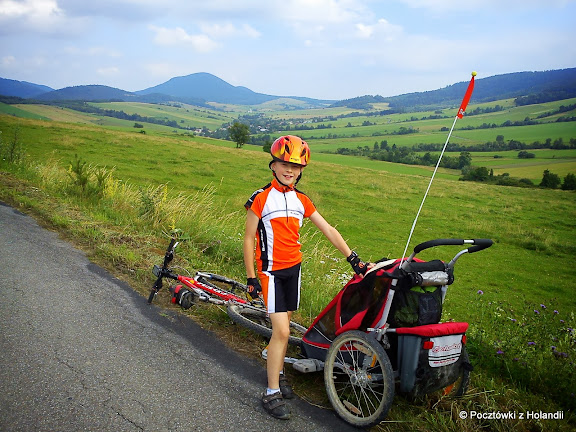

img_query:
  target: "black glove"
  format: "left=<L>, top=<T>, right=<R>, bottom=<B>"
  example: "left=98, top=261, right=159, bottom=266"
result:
left=246, top=277, right=262, bottom=299
left=347, top=251, right=368, bottom=275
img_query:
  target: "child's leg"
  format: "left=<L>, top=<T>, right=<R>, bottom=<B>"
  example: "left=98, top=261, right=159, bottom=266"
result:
left=267, top=312, right=291, bottom=391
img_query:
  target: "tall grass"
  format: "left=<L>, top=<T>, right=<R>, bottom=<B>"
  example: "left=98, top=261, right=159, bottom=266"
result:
left=467, top=292, right=575, bottom=411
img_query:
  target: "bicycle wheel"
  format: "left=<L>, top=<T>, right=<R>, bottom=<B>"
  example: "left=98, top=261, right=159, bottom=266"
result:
left=441, top=346, right=471, bottom=398
left=324, top=330, right=394, bottom=428
left=226, top=303, right=306, bottom=346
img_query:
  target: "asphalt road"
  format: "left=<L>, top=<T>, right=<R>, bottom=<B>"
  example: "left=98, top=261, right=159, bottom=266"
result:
left=0, top=202, right=359, bottom=432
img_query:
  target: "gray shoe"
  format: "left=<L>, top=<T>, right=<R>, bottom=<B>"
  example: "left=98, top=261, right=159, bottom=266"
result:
left=279, top=375, right=294, bottom=399
left=262, top=391, right=291, bottom=420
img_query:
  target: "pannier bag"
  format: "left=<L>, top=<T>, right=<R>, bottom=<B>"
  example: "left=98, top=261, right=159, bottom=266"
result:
left=395, top=322, right=470, bottom=397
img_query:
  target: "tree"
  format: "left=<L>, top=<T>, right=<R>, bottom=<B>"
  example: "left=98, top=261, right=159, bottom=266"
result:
left=262, top=138, right=273, bottom=154
left=561, top=173, right=576, bottom=190
left=229, top=121, right=250, bottom=148
left=458, top=151, right=472, bottom=169
left=540, top=170, right=561, bottom=189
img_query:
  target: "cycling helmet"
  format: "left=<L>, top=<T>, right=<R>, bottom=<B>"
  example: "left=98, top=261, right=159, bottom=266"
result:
left=270, top=135, right=310, bottom=167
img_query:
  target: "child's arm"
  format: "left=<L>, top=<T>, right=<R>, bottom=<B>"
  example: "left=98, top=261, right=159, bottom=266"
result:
left=243, top=209, right=259, bottom=279
left=243, top=209, right=262, bottom=298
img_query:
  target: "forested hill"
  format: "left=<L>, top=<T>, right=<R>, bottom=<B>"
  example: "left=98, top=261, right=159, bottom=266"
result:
left=0, top=78, right=53, bottom=98
left=333, top=68, right=576, bottom=110
left=2, top=68, right=575, bottom=109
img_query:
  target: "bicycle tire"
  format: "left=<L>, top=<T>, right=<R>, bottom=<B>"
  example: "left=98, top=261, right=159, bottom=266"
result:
left=226, top=303, right=306, bottom=346
left=324, top=330, right=394, bottom=428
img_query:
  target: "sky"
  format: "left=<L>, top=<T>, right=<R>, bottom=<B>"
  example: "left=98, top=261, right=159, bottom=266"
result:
left=1, top=0, right=575, bottom=101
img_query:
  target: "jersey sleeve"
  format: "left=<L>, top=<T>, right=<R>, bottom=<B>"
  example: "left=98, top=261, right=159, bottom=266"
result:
left=300, top=193, right=316, bottom=218
left=245, top=185, right=268, bottom=218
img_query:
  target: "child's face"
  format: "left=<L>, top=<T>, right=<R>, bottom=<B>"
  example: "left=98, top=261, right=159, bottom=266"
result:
left=272, top=161, right=303, bottom=186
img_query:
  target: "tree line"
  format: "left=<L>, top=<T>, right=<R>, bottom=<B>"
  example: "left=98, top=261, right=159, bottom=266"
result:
left=460, top=167, right=576, bottom=190
left=332, top=137, right=576, bottom=189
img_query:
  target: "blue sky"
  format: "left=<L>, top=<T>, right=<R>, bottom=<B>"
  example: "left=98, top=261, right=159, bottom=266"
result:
left=1, top=0, right=575, bottom=100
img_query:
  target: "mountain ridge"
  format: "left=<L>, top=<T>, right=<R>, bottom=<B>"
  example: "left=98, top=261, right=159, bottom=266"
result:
left=1, top=68, right=575, bottom=109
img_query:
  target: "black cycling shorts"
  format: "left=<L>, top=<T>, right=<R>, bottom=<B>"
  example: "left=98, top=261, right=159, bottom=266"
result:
left=258, top=263, right=301, bottom=314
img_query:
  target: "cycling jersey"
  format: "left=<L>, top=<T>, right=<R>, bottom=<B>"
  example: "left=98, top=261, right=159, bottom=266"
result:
left=245, top=178, right=316, bottom=272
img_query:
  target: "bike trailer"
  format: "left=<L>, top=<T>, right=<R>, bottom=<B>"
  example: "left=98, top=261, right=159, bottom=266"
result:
left=301, top=257, right=451, bottom=361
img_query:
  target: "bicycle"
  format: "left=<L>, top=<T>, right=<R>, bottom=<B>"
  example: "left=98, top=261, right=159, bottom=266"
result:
left=147, top=238, right=306, bottom=346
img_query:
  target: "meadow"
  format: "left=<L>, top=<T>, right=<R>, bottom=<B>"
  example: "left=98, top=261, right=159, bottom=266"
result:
left=5, top=94, right=574, bottom=185
left=1, top=105, right=575, bottom=431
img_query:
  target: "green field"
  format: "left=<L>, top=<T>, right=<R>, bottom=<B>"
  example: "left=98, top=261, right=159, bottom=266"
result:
left=1, top=113, right=573, bottom=309
left=1, top=112, right=575, bottom=430
left=90, top=101, right=237, bottom=130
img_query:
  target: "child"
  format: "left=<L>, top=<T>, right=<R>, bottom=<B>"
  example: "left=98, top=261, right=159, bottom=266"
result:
left=243, top=135, right=369, bottom=420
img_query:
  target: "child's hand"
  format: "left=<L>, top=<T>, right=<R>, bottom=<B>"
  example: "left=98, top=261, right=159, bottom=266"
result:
left=247, top=277, right=262, bottom=299
left=347, top=251, right=368, bottom=275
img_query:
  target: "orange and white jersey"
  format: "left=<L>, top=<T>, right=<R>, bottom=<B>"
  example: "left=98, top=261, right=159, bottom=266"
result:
left=245, top=178, right=316, bottom=272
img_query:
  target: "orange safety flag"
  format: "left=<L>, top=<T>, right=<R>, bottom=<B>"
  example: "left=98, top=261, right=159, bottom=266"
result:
left=457, top=74, right=475, bottom=118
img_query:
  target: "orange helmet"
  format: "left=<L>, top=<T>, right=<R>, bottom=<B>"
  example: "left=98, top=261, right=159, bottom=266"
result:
left=270, top=135, right=310, bottom=167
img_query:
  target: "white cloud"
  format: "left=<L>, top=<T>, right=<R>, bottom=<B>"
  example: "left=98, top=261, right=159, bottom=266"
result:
left=64, top=46, right=122, bottom=58
left=0, top=0, right=59, bottom=26
left=0, top=0, right=88, bottom=35
left=1, top=55, right=16, bottom=66
left=97, top=66, right=120, bottom=77
left=397, top=0, right=575, bottom=11
left=0, top=0, right=60, bottom=18
left=149, top=25, right=220, bottom=52
left=200, top=22, right=261, bottom=39
left=277, top=0, right=367, bottom=23
left=355, top=18, right=403, bottom=40
left=141, top=62, right=194, bottom=84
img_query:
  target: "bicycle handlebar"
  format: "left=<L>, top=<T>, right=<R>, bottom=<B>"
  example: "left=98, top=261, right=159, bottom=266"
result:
left=162, top=238, right=178, bottom=268
left=413, top=238, right=493, bottom=254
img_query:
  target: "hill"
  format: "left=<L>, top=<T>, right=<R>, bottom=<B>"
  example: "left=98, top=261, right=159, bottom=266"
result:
left=1, top=73, right=333, bottom=108
left=0, top=78, right=53, bottom=98
left=136, top=72, right=333, bottom=107
left=34, top=85, right=139, bottom=102
left=334, top=68, right=576, bottom=110
left=32, top=84, right=210, bottom=107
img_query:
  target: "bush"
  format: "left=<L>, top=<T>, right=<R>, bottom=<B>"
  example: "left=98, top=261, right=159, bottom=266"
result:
left=0, top=127, right=24, bottom=164
left=562, top=173, right=576, bottom=191
left=518, top=150, right=535, bottom=159
left=67, top=154, right=112, bottom=198
left=540, top=169, right=561, bottom=189
left=461, top=166, right=490, bottom=182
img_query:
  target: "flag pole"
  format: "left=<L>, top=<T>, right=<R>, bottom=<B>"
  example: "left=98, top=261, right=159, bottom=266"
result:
left=400, top=72, right=476, bottom=263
